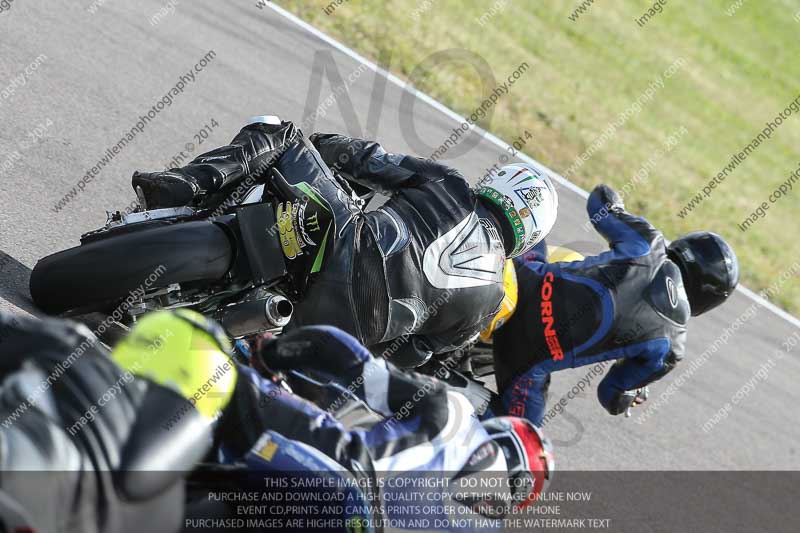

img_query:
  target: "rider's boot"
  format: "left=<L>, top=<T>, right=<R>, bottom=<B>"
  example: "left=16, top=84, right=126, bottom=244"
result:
left=132, top=116, right=299, bottom=209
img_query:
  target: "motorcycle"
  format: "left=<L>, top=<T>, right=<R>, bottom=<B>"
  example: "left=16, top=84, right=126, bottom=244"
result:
left=30, top=169, right=583, bottom=417
left=30, top=169, right=374, bottom=342
left=28, top=172, right=557, bottom=532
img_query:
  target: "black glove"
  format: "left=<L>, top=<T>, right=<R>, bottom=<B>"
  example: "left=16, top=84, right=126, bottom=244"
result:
left=254, top=325, right=372, bottom=379
left=592, top=184, right=624, bottom=211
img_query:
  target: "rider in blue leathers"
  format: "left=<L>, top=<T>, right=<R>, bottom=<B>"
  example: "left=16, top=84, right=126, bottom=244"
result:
left=0, top=308, right=551, bottom=532
left=491, top=184, right=739, bottom=426
left=217, top=325, right=553, bottom=530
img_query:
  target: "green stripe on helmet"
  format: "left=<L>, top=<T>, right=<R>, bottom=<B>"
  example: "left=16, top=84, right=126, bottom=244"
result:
left=476, top=186, right=526, bottom=256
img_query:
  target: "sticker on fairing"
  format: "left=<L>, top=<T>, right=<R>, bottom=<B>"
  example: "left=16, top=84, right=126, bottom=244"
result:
left=277, top=201, right=304, bottom=260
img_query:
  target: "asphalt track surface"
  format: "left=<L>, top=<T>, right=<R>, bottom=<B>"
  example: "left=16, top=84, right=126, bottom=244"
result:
left=1, top=1, right=798, bottom=480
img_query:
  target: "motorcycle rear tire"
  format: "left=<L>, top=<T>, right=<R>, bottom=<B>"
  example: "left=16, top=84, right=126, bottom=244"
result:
left=30, top=220, right=233, bottom=315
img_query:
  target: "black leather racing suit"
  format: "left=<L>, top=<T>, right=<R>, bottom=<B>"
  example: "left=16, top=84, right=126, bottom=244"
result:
left=0, top=310, right=209, bottom=533
left=133, top=119, right=507, bottom=365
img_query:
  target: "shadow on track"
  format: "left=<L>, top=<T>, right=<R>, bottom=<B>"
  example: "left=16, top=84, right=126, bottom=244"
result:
left=0, top=250, right=39, bottom=315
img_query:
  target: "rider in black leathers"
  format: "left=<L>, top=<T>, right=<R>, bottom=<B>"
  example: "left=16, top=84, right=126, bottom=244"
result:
left=132, top=117, right=558, bottom=367
left=0, top=310, right=210, bottom=533
left=0, top=309, right=553, bottom=532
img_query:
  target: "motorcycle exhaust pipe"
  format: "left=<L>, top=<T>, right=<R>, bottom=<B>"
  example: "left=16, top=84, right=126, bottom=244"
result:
left=218, top=293, right=293, bottom=338
left=264, top=294, right=293, bottom=328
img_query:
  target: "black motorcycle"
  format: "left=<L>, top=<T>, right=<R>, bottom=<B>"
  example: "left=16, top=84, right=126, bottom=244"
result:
left=30, top=169, right=497, bottom=413
left=30, top=170, right=378, bottom=337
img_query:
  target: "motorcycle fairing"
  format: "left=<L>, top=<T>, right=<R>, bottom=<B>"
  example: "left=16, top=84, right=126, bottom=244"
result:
left=269, top=169, right=335, bottom=297
left=236, top=202, right=287, bottom=286
left=239, top=431, right=373, bottom=530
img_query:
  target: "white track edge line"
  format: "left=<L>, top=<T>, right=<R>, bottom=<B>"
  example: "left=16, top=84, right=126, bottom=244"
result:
left=266, top=1, right=800, bottom=331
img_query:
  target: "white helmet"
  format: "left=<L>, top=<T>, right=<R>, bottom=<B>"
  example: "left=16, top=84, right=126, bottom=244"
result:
left=475, top=163, right=559, bottom=258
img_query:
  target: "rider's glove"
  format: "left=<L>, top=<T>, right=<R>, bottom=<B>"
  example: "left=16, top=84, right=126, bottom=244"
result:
left=624, top=386, right=649, bottom=417
left=593, top=183, right=625, bottom=211
left=254, top=325, right=371, bottom=377
left=252, top=326, right=398, bottom=412
left=253, top=326, right=440, bottom=419
left=605, top=386, right=649, bottom=416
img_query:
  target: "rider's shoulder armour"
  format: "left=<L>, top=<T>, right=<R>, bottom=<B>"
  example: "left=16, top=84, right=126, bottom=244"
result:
left=422, top=212, right=506, bottom=290
left=643, top=259, right=690, bottom=326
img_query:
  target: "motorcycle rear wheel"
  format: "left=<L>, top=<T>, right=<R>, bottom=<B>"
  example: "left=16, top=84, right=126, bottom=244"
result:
left=30, top=220, right=233, bottom=315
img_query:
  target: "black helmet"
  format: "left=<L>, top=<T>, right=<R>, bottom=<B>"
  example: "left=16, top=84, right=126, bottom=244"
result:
left=667, top=231, right=739, bottom=316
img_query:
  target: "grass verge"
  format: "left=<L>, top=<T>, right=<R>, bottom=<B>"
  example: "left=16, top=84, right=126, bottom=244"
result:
left=276, top=0, right=800, bottom=314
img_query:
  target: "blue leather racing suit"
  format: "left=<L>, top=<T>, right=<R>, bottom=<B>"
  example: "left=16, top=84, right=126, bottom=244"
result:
left=492, top=185, right=690, bottom=425
left=216, top=326, right=510, bottom=532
